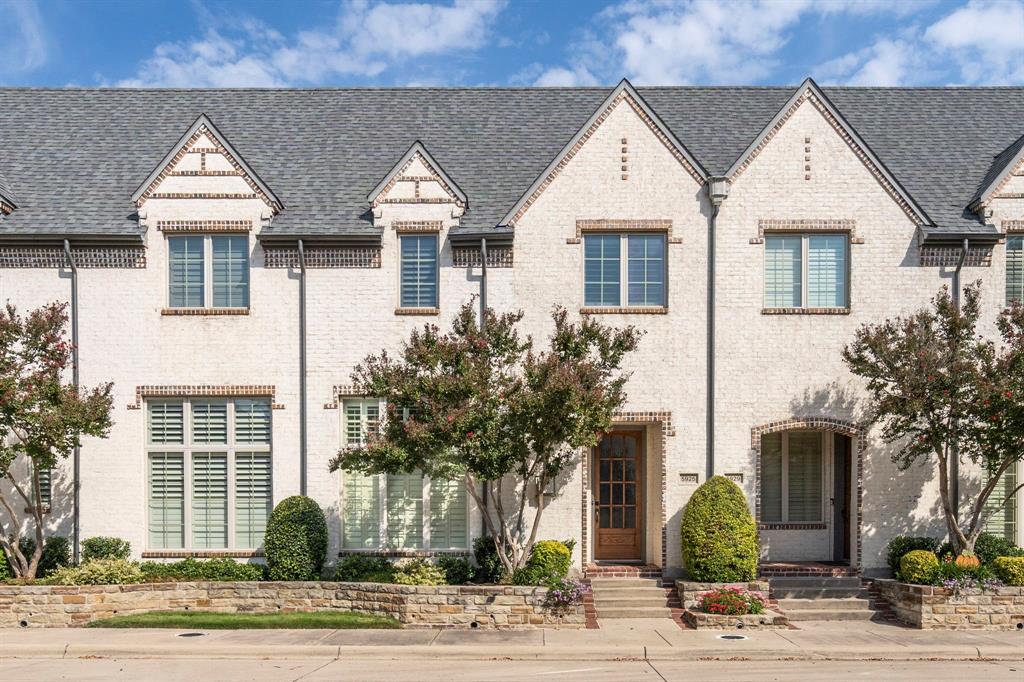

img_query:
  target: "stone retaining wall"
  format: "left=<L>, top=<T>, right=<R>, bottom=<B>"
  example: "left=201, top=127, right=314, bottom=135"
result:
left=676, top=581, right=786, bottom=629
left=875, top=579, right=1024, bottom=630
left=676, top=581, right=770, bottom=609
left=0, top=581, right=585, bottom=629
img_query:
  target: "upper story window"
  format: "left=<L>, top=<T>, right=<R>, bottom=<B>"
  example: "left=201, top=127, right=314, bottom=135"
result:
left=168, top=235, right=249, bottom=310
left=1007, top=236, right=1023, bottom=306
left=399, top=234, right=438, bottom=309
left=584, top=233, right=666, bottom=308
left=764, top=234, right=848, bottom=310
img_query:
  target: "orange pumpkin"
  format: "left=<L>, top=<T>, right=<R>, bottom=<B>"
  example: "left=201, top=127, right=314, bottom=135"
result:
left=955, top=553, right=980, bottom=569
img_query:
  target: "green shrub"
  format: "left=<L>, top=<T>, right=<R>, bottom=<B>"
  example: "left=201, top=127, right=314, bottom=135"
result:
left=473, top=536, right=505, bottom=584
left=885, top=536, right=939, bottom=575
left=992, top=556, right=1024, bottom=586
left=139, top=557, right=263, bottom=583
left=16, top=536, right=72, bottom=579
left=334, top=555, right=395, bottom=583
left=437, top=555, right=474, bottom=585
left=0, top=548, right=11, bottom=581
left=264, top=496, right=328, bottom=581
left=899, top=550, right=939, bottom=584
left=514, top=540, right=571, bottom=585
left=46, top=559, right=144, bottom=586
left=936, top=533, right=1024, bottom=566
left=680, top=476, right=758, bottom=582
left=393, top=558, right=446, bottom=585
left=82, top=537, right=131, bottom=562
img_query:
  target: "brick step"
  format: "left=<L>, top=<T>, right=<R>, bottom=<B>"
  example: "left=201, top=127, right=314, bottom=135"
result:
left=777, top=598, right=872, bottom=611
left=595, top=607, right=673, bottom=619
left=784, top=609, right=876, bottom=621
left=771, top=587, right=869, bottom=599
left=767, top=577, right=862, bottom=589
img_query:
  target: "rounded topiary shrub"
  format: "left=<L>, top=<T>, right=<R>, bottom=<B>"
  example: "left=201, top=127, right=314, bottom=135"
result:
left=264, top=496, right=328, bottom=581
left=899, top=549, right=939, bottom=584
left=514, top=540, right=572, bottom=585
left=680, top=476, right=758, bottom=582
left=82, top=536, right=132, bottom=562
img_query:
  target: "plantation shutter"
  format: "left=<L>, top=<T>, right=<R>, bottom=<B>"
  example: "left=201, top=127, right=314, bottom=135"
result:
left=168, top=236, right=205, bottom=307
left=343, top=471, right=381, bottom=549
left=212, top=235, right=249, bottom=308
left=148, top=453, right=185, bottom=549
left=400, top=235, right=438, bottom=308
left=1007, top=236, right=1023, bottom=306
left=387, top=473, right=424, bottom=549
left=35, top=467, right=52, bottom=508
left=764, top=236, right=802, bottom=307
left=761, top=433, right=783, bottom=523
left=983, top=467, right=1018, bottom=541
left=583, top=234, right=621, bottom=306
left=626, top=234, right=666, bottom=307
left=235, top=452, right=272, bottom=549
left=787, top=432, right=823, bottom=522
left=807, top=235, right=847, bottom=308
left=235, top=399, right=271, bottom=444
left=192, top=453, right=228, bottom=549
left=192, top=401, right=228, bottom=444
left=344, top=400, right=379, bottom=447
left=429, top=478, right=467, bottom=549
left=148, top=401, right=184, bottom=444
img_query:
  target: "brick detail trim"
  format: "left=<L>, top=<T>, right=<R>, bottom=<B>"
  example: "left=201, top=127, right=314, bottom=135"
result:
left=0, top=246, right=146, bottom=269
left=452, top=246, right=513, bottom=267
left=1002, top=220, right=1024, bottom=233
left=758, top=523, right=827, bottom=531
left=0, top=201, right=13, bottom=215
left=373, top=152, right=465, bottom=209
left=919, top=246, right=993, bottom=267
left=148, top=193, right=259, bottom=200
left=161, top=307, right=249, bottom=316
left=157, top=220, right=252, bottom=233
left=582, top=411, right=674, bottom=570
left=127, top=385, right=282, bottom=410
left=141, top=550, right=264, bottom=559
left=751, top=218, right=862, bottom=244
left=166, top=170, right=242, bottom=177
left=324, top=384, right=370, bottom=409
left=750, top=417, right=865, bottom=573
left=338, top=549, right=470, bottom=558
left=263, top=247, right=381, bottom=269
left=570, top=219, right=680, bottom=245
left=393, top=220, right=443, bottom=233
left=395, top=307, right=440, bottom=316
left=510, top=92, right=703, bottom=227
left=762, top=307, right=850, bottom=315
left=730, top=89, right=924, bottom=226
left=136, top=123, right=281, bottom=212
left=581, top=306, right=667, bottom=315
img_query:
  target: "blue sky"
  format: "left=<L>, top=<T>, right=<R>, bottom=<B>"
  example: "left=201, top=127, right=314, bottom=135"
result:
left=1, top=0, right=1022, bottom=88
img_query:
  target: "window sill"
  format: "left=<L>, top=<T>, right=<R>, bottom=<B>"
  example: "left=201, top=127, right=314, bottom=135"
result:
left=161, top=307, right=250, bottom=316
left=338, top=549, right=470, bottom=558
left=141, top=549, right=264, bottom=559
left=761, top=307, right=849, bottom=315
left=580, top=306, right=667, bottom=315
left=24, top=505, right=50, bottom=515
left=394, top=307, right=440, bottom=316
left=758, top=523, right=827, bottom=531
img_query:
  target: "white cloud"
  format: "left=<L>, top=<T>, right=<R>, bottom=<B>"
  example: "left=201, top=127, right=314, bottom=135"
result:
left=115, top=0, right=506, bottom=87
left=924, top=0, right=1024, bottom=84
left=0, top=0, right=47, bottom=78
left=816, top=37, right=924, bottom=86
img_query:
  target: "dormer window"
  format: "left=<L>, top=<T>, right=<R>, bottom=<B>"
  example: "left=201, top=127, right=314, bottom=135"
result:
left=167, top=235, right=249, bottom=311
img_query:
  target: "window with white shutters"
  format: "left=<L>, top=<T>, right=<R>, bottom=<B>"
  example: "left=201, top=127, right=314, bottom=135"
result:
left=145, top=398, right=272, bottom=551
left=400, top=234, right=438, bottom=308
left=765, top=234, right=848, bottom=309
left=1007, top=236, right=1023, bottom=306
left=583, top=233, right=667, bottom=308
left=761, top=431, right=824, bottom=524
left=168, top=235, right=249, bottom=309
left=983, top=466, right=1018, bottom=542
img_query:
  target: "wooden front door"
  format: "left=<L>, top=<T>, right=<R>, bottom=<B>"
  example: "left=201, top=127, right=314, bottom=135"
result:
left=594, top=431, right=643, bottom=561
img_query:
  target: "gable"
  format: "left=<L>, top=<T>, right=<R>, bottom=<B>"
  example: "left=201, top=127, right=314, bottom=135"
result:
left=368, top=142, right=467, bottom=210
left=727, top=79, right=930, bottom=227
left=499, top=79, right=707, bottom=228
left=970, top=135, right=1024, bottom=211
left=132, top=114, right=282, bottom=212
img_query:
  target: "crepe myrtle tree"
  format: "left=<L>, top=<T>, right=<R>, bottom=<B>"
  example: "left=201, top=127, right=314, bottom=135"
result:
left=0, top=303, right=113, bottom=579
left=843, top=283, right=1023, bottom=555
left=330, top=303, right=642, bottom=575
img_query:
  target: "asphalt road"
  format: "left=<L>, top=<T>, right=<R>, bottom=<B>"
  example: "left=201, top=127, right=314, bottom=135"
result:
left=0, top=657, right=1020, bottom=681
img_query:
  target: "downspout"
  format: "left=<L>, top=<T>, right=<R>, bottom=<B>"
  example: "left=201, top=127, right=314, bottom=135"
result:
left=298, top=240, right=307, bottom=496
left=479, top=238, right=488, bottom=537
left=705, top=178, right=729, bottom=483
left=950, top=237, right=969, bottom=519
left=62, top=240, right=81, bottom=564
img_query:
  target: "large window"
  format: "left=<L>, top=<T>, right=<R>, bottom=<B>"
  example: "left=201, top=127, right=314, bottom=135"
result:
left=584, top=233, right=666, bottom=308
left=764, top=234, right=848, bottom=309
left=341, top=399, right=466, bottom=550
left=400, top=234, right=438, bottom=308
left=983, top=466, right=1018, bottom=542
left=168, top=235, right=249, bottom=309
left=761, top=431, right=824, bottom=523
left=146, top=398, right=272, bottom=550
left=1007, top=236, right=1023, bottom=306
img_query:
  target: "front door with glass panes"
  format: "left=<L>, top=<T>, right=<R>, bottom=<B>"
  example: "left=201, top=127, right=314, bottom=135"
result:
left=594, top=430, right=643, bottom=560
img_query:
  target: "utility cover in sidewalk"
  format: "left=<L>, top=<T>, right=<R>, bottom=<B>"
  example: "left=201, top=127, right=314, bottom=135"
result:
left=717, top=634, right=748, bottom=640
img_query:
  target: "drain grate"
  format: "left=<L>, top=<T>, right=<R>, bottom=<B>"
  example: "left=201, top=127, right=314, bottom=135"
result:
left=717, top=634, right=748, bottom=641
left=176, top=632, right=206, bottom=638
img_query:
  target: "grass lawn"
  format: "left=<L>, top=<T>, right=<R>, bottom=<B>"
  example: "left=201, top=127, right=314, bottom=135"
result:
left=87, top=610, right=401, bottom=629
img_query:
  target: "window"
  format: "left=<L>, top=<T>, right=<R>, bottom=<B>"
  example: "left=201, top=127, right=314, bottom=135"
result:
left=400, top=234, right=438, bottom=308
left=1007, top=236, right=1023, bottom=306
left=340, top=398, right=466, bottom=550
left=168, top=235, right=249, bottom=309
left=584, top=233, right=666, bottom=308
left=761, top=431, right=824, bottom=523
left=983, top=466, right=1018, bottom=542
left=764, top=234, right=848, bottom=309
left=146, top=398, right=271, bottom=550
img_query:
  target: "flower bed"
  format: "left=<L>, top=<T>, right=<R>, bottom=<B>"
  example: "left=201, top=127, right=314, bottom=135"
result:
left=875, top=579, right=1024, bottom=630
left=676, top=580, right=788, bottom=630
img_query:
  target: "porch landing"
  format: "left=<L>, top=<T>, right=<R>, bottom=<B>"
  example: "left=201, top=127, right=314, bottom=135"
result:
left=759, top=562, right=857, bottom=578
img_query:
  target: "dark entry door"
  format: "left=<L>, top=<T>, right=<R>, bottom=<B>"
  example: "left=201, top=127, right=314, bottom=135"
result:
left=595, top=431, right=643, bottom=561
left=832, top=434, right=852, bottom=563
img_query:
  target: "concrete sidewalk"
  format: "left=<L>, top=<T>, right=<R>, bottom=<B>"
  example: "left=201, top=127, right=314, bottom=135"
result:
left=1, top=620, right=1022, bottom=662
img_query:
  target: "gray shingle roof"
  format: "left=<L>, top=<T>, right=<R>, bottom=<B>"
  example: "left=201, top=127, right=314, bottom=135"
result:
left=0, top=86, right=1021, bottom=240
left=0, top=164, right=17, bottom=209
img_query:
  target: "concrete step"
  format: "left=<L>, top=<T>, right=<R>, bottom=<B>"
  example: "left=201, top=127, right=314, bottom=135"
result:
left=784, top=609, right=875, bottom=621
left=595, top=607, right=673, bottom=619
left=592, top=596, right=670, bottom=608
left=767, top=577, right=861, bottom=589
left=588, top=578, right=664, bottom=589
left=777, top=598, right=872, bottom=611
left=771, top=587, right=867, bottom=599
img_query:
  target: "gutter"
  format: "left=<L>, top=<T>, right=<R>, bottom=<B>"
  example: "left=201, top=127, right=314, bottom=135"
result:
left=950, top=237, right=969, bottom=519
left=478, top=237, right=488, bottom=537
left=705, top=178, right=730, bottom=483
left=62, top=240, right=81, bottom=564
left=298, top=239, right=308, bottom=496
